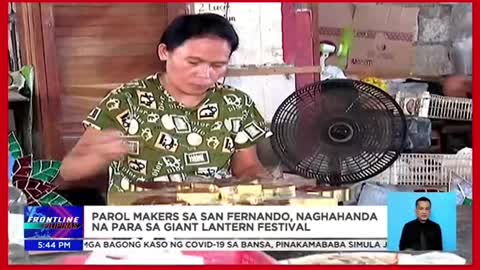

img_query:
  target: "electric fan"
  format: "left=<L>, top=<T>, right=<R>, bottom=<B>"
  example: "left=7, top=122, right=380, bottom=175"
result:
left=319, top=27, right=353, bottom=80
left=271, top=79, right=407, bottom=186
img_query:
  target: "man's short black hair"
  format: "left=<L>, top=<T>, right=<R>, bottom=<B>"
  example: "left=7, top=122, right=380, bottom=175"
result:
left=160, top=13, right=239, bottom=53
left=416, top=197, right=431, bottom=207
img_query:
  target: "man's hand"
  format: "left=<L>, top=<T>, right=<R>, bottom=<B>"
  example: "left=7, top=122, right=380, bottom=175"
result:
left=59, top=128, right=128, bottom=186
left=443, top=75, right=471, bottom=98
left=231, top=145, right=271, bottom=179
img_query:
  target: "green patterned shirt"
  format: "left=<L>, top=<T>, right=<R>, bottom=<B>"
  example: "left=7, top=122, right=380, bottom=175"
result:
left=83, top=73, right=271, bottom=192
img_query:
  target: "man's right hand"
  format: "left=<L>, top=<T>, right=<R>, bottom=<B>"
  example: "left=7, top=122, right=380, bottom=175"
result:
left=59, top=128, right=129, bottom=186
left=443, top=75, right=471, bottom=98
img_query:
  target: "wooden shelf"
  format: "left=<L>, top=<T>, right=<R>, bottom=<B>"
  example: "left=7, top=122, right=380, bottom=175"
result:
left=226, top=65, right=321, bottom=76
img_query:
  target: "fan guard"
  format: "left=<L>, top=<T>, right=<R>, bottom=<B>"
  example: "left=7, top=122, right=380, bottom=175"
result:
left=271, top=79, right=407, bottom=186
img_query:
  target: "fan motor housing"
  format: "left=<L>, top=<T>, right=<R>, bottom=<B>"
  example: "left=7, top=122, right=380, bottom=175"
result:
left=328, top=121, right=354, bottom=143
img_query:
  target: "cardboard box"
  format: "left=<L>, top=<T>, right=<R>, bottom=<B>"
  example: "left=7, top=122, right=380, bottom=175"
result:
left=317, top=4, right=419, bottom=77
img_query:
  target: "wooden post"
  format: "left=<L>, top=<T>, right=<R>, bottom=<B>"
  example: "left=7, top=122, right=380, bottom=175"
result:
left=15, top=3, right=65, bottom=159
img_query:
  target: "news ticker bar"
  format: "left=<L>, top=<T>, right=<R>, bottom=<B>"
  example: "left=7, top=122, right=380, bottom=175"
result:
left=24, top=206, right=388, bottom=239
left=24, top=238, right=388, bottom=252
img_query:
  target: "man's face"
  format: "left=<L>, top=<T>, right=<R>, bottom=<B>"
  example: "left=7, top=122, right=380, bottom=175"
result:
left=158, top=36, right=231, bottom=95
left=415, top=201, right=431, bottom=222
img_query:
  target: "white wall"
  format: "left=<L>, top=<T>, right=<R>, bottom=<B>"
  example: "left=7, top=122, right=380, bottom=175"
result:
left=194, top=2, right=296, bottom=122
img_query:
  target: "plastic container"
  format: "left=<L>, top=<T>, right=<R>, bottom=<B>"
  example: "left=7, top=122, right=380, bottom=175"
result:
left=8, top=185, right=29, bottom=263
left=395, top=90, right=472, bottom=121
left=369, top=152, right=472, bottom=187
left=427, top=94, right=472, bottom=121
left=404, top=117, right=432, bottom=151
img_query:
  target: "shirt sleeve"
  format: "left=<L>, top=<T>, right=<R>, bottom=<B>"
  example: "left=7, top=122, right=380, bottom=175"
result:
left=233, top=97, right=272, bottom=150
left=399, top=223, right=409, bottom=251
left=82, top=85, right=135, bottom=133
left=435, top=223, right=443, bottom=251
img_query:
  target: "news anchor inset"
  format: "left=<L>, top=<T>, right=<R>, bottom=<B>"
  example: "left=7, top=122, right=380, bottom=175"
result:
left=399, top=197, right=443, bottom=251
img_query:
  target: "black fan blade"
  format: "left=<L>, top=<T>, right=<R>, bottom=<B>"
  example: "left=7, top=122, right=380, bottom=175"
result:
left=271, top=79, right=407, bottom=186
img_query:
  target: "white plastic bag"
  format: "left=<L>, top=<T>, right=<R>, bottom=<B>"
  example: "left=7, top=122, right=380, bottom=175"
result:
left=449, top=172, right=472, bottom=205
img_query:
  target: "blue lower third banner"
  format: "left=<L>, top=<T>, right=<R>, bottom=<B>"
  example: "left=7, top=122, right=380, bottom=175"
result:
left=24, top=239, right=84, bottom=252
left=24, top=206, right=83, bottom=239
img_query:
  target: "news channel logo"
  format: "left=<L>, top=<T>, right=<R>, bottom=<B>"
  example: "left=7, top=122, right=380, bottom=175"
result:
left=24, top=206, right=84, bottom=239
left=387, top=192, right=456, bottom=252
